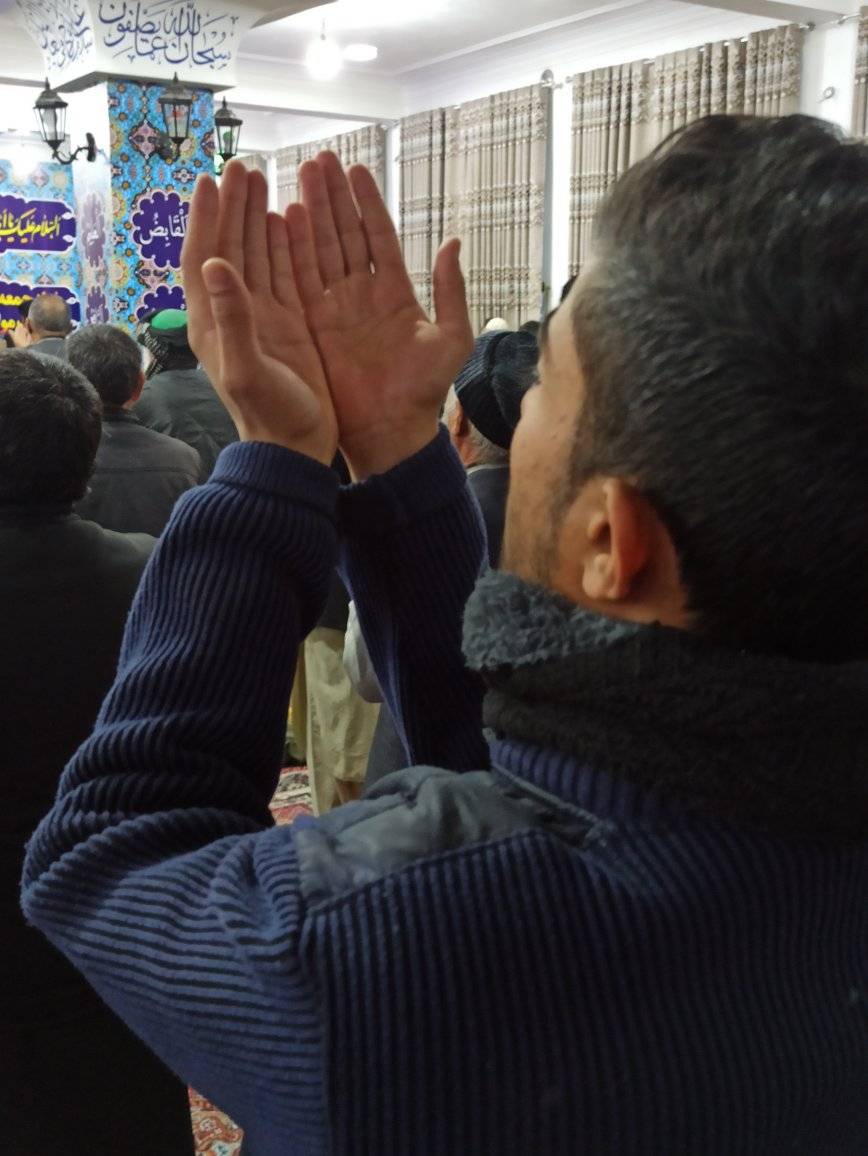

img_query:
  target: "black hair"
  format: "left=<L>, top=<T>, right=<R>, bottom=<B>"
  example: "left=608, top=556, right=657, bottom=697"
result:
left=569, top=114, right=868, bottom=662
left=66, top=324, right=143, bottom=407
left=0, top=350, right=102, bottom=504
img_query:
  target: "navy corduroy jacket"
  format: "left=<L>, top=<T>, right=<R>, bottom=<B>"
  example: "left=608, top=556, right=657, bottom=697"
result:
left=21, top=432, right=868, bottom=1155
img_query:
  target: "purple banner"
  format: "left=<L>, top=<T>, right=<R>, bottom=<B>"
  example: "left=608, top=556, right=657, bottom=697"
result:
left=0, top=194, right=76, bottom=254
left=132, top=190, right=188, bottom=269
left=0, top=281, right=81, bottom=336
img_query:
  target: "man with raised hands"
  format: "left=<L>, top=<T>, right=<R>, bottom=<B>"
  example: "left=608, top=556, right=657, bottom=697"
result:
left=21, top=116, right=868, bottom=1155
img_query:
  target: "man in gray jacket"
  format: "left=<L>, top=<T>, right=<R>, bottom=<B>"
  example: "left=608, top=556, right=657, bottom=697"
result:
left=68, top=325, right=200, bottom=536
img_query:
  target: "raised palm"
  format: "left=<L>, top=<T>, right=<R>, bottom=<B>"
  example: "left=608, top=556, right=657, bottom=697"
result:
left=288, top=153, right=473, bottom=475
left=181, top=162, right=337, bottom=464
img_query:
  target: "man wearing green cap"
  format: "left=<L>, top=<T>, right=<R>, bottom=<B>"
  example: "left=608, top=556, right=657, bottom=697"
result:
left=134, top=308, right=237, bottom=479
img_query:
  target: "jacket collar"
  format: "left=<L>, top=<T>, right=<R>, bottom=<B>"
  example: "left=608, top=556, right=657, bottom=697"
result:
left=463, top=570, right=868, bottom=843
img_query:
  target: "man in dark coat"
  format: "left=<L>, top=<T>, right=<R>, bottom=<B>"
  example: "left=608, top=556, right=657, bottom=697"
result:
left=133, top=308, right=238, bottom=479
left=68, top=324, right=200, bottom=536
left=0, top=351, right=194, bottom=1155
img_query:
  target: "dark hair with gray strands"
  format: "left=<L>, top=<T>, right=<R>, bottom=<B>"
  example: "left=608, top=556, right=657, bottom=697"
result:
left=29, top=293, right=72, bottom=337
left=66, top=324, right=144, bottom=407
left=0, top=350, right=101, bottom=504
left=566, top=114, right=868, bottom=662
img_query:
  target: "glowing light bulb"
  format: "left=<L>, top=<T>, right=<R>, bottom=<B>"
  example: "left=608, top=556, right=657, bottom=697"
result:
left=305, top=33, right=343, bottom=81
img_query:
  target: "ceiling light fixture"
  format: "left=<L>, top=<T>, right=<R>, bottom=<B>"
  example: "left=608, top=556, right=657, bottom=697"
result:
left=343, top=43, right=378, bottom=63
left=305, top=27, right=343, bottom=81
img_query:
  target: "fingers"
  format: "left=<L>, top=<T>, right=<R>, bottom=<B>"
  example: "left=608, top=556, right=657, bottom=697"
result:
left=215, top=159, right=249, bottom=278
left=348, top=164, right=407, bottom=274
left=181, top=174, right=219, bottom=339
left=300, top=156, right=345, bottom=286
left=320, top=152, right=371, bottom=275
left=285, top=202, right=326, bottom=311
left=267, top=212, right=302, bottom=312
left=432, top=238, right=473, bottom=345
left=243, top=169, right=271, bottom=294
left=201, top=257, right=258, bottom=390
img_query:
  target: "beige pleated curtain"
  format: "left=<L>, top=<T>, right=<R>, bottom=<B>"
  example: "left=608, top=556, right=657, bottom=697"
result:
left=399, top=88, right=548, bottom=329
left=569, top=24, right=804, bottom=271
left=855, top=9, right=868, bottom=138
left=276, top=125, right=386, bottom=212
left=399, top=109, right=446, bottom=313
left=569, top=61, right=651, bottom=280
left=239, top=153, right=268, bottom=176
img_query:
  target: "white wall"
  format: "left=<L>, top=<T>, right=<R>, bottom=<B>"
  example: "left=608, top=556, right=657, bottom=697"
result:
left=799, top=18, right=860, bottom=131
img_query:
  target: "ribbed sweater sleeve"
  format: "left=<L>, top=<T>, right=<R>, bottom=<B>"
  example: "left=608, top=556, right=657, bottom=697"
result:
left=20, top=442, right=340, bottom=1149
left=339, top=426, right=489, bottom=772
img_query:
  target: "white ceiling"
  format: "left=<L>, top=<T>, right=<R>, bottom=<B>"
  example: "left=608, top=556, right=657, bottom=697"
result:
left=243, top=0, right=664, bottom=71
left=240, top=0, right=854, bottom=72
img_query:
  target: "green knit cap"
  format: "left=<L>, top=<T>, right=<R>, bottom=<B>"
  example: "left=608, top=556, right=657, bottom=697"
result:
left=148, top=309, right=189, bottom=348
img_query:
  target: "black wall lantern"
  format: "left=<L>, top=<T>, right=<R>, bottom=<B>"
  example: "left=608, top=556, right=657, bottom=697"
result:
left=34, top=80, right=96, bottom=165
left=155, top=73, right=194, bottom=161
left=214, top=97, right=243, bottom=168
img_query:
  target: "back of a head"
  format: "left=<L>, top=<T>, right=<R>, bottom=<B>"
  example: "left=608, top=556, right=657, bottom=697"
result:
left=29, top=293, right=72, bottom=339
left=0, top=351, right=102, bottom=505
left=66, top=324, right=143, bottom=407
left=571, top=114, right=868, bottom=661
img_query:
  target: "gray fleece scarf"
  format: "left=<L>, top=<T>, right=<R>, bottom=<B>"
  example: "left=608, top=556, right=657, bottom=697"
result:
left=462, top=570, right=868, bottom=843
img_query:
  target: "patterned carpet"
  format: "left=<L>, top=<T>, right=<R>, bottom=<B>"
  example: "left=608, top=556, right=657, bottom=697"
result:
left=188, top=767, right=313, bottom=1156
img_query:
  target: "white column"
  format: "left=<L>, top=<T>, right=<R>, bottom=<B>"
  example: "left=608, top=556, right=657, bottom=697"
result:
left=549, top=80, right=573, bottom=310
left=266, top=152, right=279, bottom=212
left=800, top=19, right=860, bottom=134
left=385, top=122, right=400, bottom=227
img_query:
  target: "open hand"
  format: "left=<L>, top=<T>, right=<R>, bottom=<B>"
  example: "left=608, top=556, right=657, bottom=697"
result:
left=181, top=161, right=337, bottom=465
left=288, top=152, right=473, bottom=478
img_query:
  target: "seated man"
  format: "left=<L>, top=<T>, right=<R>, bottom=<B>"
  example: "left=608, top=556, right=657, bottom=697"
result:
left=134, top=307, right=238, bottom=479
left=22, top=121, right=868, bottom=1154
left=68, top=324, right=201, bottom=537
left=0, top=352, right=193, bottom=1155
left=12, top=292, right=72, bottom=357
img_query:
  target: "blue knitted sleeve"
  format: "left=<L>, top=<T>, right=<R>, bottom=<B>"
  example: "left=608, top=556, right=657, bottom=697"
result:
left=339, top=427, right=490, bottom=773
left=20, top=441, right=340, bottom=1149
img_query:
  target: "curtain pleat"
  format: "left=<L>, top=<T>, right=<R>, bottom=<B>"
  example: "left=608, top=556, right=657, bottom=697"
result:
left=855, top=9, right=868, bottom=139
left=275, top=125, right=386, bottom=212
left=569, top=60, right=651, bottom=276
left=441, top=85, right=549, bottom=331
left=399, top=109, right=446, bottom=314
left=569, top=24, right=804, bottom=272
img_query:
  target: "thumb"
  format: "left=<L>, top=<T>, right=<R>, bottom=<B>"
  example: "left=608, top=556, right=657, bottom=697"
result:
left=201, top=258, right=259, bottom=386
left=433, top=238, right=472, bottom=343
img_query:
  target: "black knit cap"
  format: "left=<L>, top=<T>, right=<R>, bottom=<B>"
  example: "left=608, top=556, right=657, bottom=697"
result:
left=453, top=329, right=539, bottom=449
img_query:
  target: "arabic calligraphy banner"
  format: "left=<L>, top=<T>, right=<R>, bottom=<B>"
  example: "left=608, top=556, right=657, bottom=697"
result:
left=0, top=281, right=81, bottom=334
left=0, top=158, right=84, bottom=328
left=132, top=190, right=188, bottom=269
left=0, top=193, right=76, bottom=255
left=97, top=0, right=239, bottom=72
left=16, top=0, right=265, bottom=88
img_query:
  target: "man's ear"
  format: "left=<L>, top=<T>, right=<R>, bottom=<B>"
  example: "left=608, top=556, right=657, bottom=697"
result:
left=447, top=397, right=469, bottom=440
left=581, top=479, right=651, bottom=603
left=129, top=371, right=146, bottom=406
